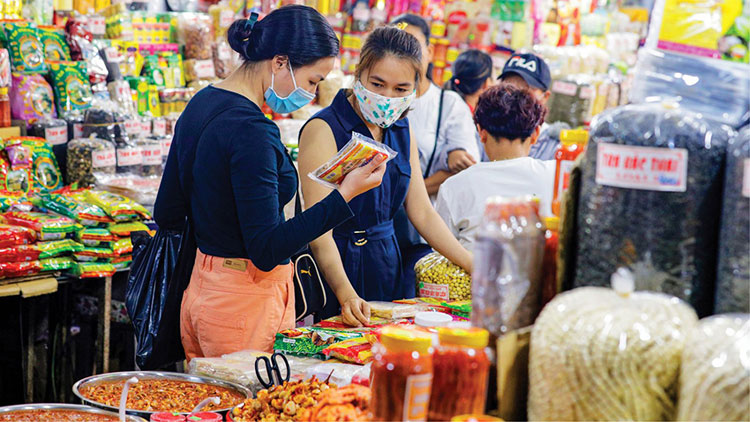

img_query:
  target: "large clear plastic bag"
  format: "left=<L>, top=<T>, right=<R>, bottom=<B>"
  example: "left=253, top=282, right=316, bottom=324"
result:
left=471, top=196, right=545, bottom=337
left=676, top=314, right=750, bottom=421
left=545, top=75, right=595, bottom=127
left=630, top=48, right=750, bottom=128
left=415, top=251, right=471, bottom=301
left=528, top=276, right=699, bottom=421
left=178, top=13, right=214, bottom=60
left=715, top=127, right=750, bottom=313
left=572, top=104, right=733, bottom=317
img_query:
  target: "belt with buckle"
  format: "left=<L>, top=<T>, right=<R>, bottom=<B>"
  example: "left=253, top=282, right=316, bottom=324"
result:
left=336, top=220, right=395, bottom=247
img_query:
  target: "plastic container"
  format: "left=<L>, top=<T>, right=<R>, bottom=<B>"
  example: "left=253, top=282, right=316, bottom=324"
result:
left=370, top=327, right=434, bottom=422
left=551, top=129, right=588, bottom=216
left=541, top=217, right=559, bottom=308
left=0, top=87, right=10, bottom=128
left=137, top=137, right=163, bottom=177
left=189, top=413, right=222, bottom=422
left=416, top=252, right=472, bottom=301
left=429, top=327, right=490, bottom=422
left=150, top=413, right=185, bottom=422
left=415, top=312, right=452, bottom=328
left=433, top=38, right=449, bottom=62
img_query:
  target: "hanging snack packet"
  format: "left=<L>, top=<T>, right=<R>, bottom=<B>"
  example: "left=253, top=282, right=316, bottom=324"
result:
left=68, top=261, right=116, bottom=278
left=309, top=132, right=397, bottom=189
left=0, top=224, right=36, bottom=248
left=75, top=227, right=117, bottom=246
left=112, top=236, right=132, bottom=255
left=38, top=26, right=71, bottom=62
left=85, top=190, right=150, bottom=222
left=31, top=192, right=112, bottom=226
left=0, top=239, right=79, bottom=263
left=9, top=73, right=56, bottom=124
left=49, top=61, right=93, bottom=114
left=321, top=337, right=375, bottom=364
left=4, top=137, right=63, bottom=192
left=2, top=211, right=80, bottom=240
left=0, top=260, right=42, bottom=278
left=2, top=22, right=46, bottom=74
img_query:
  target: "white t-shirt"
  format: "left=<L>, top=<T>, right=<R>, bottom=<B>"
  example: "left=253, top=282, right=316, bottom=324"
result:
left=409, top=84, right=480, bottom=177
left=435, top=158, right=556, bottom=250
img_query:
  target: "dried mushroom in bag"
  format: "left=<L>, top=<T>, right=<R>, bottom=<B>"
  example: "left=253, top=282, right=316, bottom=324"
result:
left=572, top=104, right=732, bottom=317
left=676, top=314, right=750, bottom=422
left=528, top=272, right=698, bottom=421
left=67, top=136, right=115, bottom=186
left=715, top=127, right=750, bottom=313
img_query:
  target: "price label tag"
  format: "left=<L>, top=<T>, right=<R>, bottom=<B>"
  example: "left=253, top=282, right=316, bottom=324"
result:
left=153, top=119, right=167, bottom=137
left=142, top=145, right=162, bottom=165
left=117, top=148, right=142, bottom=166
left=73, top=123, right=84, bottom=139
left=93, top=148, right=116, bottom=168
left=418, top=282, right=450, bottom=301
left=45, top=126, right=68, bottom=145
left=160, top=137, right=172, bottom=157
left=194, top=60, right=215, bottom=79
left=140, top=120, right=151, bottom=134
left=220, top=9, right=235, bottom=28
left=596, top=144, right=688, bottom=192
left=125, top=119, right=141, bottom=136
left=218, top=43, right=231, bottom=61
left=89, top=16, right=106, bottom=36
left=552, top=81, right=578, bottom=96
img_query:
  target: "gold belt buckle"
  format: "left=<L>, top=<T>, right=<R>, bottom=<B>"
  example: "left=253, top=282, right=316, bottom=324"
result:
left=353, top=230, right=367, bottom=247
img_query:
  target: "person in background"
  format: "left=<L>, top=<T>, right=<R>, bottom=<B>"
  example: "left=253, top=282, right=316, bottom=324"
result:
left=298, top=26, right=473, bottom=326
left=444, top=49, right=494, bottom=113
left=154, top=6, right=387, bottom=359
left=390, top=14, right=480, bottom=287
left=496, top=52, right=565, bottom=161
left=435, top=84, right=554, bottom=249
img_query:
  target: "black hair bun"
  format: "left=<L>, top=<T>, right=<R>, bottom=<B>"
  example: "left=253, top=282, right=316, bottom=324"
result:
left=228, top=18, right=255, bottom=61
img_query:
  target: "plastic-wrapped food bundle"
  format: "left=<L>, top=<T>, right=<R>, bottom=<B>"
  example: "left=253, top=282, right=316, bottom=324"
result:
left=38, top=25, right=71, bottom=62
left=472, top=196, right=545, bottom=337
left=545, top=76, right=595, bottom=127
left=115, top=138, right=141, bottom=175
left=49, top=61, right=93, bottom=114
left=415, top=251, right=471, bottom=301
left=528, top=276, right=699, bottom=421
left=630, top=48, right=750, bottom=128
left=66, top=136, right=115, bottom=186
left=715, top=128, right=750, bottom=313
left=573, top=104, right=732, bottom=317
left=676, top=314, right=750, bottom=422
left=136, top=137, right=163, bottom=177
left=4, top=137, right=63, bottom=192
left=212, top=40, right=236, bottom=79
left=178, top=13, right=214, bottom=60
left=28, top=117, right=67, bottom=146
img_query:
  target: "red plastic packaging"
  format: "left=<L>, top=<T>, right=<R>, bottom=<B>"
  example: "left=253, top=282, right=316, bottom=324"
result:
left=0, top=224, right=36, bottom=248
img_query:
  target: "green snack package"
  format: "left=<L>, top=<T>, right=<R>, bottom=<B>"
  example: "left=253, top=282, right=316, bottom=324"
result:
left=273, top=327, right=362, bottom=359
left=38, top=26, right=71, bottom=62
left=0, top=190, right=30, bottom=212
left=85, top=190, right=151, bottom=222
left=109, top=221, right=148, bottom=236
left=112, top=237, right=132, bottom=255
left=112, top=254, right=132, bottom=270
left=73, top=245, right=115, bottom=260
left=40, top=256, right=75, bottom=271
left=49, top=61, right=92, bottom=114
left=4, top=137, right=63, bottom=192
left=31, top=192, right=112, bottom=226
left=2, top=210, right=81, bottom=240
left=441, top=300, right=472, bottom=318
left=75, top=227, right=118, bottom=246
left=2, top=22, right=47, bottom=74
left=68, top=262, right=116, bottom=278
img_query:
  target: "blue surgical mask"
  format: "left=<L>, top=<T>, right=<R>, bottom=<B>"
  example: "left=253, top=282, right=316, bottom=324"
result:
left=264, top=63, right=315, bottom=114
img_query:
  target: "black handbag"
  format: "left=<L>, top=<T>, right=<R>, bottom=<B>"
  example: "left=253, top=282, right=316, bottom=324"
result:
left=290, top=192, right=328, bottom=322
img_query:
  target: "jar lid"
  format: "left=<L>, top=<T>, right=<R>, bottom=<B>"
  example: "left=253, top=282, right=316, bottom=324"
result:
left=415, top=311, right=452, bottom=328
left=544, top=216, right=559, bottom=231
left=0, top=87, right=7, bottom=95
left=438, top=327, right=489, bottom=348
left=381, top=326, right=432, bottom=353
left=560, top=129, right=588, bottom=146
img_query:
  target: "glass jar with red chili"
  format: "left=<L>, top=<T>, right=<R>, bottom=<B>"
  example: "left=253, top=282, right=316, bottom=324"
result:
left=370, top=326, right=434, bottom=422
left=428, top=327, right=491, bottom=421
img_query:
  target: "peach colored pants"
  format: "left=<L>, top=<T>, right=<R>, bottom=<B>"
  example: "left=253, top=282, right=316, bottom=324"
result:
left=180, top=250, right=294, bottom=361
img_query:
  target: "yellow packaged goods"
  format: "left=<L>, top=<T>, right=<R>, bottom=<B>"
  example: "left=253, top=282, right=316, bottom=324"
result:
left=415, top=251, right=471, bottom=301
left=308, top=132, right=397, bottom=189
left=84, top=190, right=150, bottom=222
left=528, top=281, right=698, bottom=421
left=676, top=315, right=750, bottom=421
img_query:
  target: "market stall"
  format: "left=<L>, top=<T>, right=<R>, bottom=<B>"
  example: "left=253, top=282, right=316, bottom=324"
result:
left=0, top=0, right=748, bottom=420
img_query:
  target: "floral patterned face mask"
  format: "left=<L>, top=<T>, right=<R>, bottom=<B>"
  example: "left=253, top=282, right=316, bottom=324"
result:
left=353, top=80, right=416, bottom=128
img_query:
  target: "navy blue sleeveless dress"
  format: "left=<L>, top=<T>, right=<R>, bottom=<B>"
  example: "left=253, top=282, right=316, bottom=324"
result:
left=305, top=90, right=414, bottom=319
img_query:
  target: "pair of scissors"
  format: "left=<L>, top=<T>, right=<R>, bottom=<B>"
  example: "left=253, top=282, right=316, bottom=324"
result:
left=255, top=352, right=291, bottom=389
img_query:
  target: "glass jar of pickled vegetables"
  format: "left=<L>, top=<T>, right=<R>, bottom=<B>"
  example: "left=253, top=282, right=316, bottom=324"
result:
left=371, top=327, right=434, bottom=422
left=429, top=327, right=491, bottom=421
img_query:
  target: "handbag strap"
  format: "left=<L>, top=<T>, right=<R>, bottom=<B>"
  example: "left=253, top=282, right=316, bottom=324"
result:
left=423, top=88, right=446, bottom=178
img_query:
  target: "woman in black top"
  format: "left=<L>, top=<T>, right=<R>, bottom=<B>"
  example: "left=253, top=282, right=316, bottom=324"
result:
left=154, top=6, right=386, bottom=358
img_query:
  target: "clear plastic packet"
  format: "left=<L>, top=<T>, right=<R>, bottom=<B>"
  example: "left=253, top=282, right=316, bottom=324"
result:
left=183, top=59, right=216, bottom=82
left=93, top=173, right=160, bottom=207
left=66, top=136, right=116, bottom=187
left=136, top=137, right=163, bottom=177
left=528, top=273, right=699, bottom=421
left=715, top=128, right=750, bottom=313
left=572, top=104, right=733, bottom=317
left=10, top=73, right=56, bottom=124
left=368, top=301, right=424, bottom=319
left=178, top=13, right=214, bottom=60
left=415, top=251, right=472, bottom=301
left=308, top=132, right=397, bottom=189
left=2, top=210, right=80, bottom=241
left=471, top=196, right=545, bottom=337
left=212, top=40, right=237, bottom=79
left=0, top=49, right=10, bottom=88
left=305, top=362, right=371, bottom=387
left=676, top=314, right=750, bottom=421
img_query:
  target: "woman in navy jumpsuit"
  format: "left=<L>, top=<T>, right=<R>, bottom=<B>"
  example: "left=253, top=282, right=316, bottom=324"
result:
left=298, top=26, right=472, bottom=324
